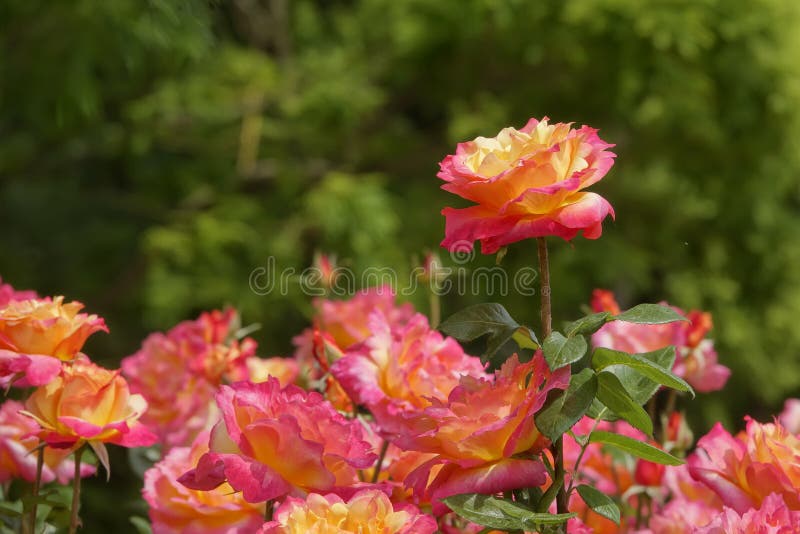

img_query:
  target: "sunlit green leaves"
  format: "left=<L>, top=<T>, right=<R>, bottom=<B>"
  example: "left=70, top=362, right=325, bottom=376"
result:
left=595, top=372, right=653, bottom=435
left=615, top=304, right=687, bottom=325
left=593, top=347, right=694, bottom=398
left=590, top=431, right=683, bottom=465
left=564, top=312, right=611, bottom=337
left=442, top=494, right=576, bottom=530
left=576, top=485, right=620, bottom=525
left=542, top=332, right=587, bottom=370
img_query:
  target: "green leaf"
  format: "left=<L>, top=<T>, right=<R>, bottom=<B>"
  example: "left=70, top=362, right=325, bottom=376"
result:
left=596, top=372, right=653, bottom=435
left=590, top=431, right=684, bottom=465
left=535, top=368, right=598, bottom=441
left=565, top=312, right=611, bottom=337
left=614, top=304, right=687, bottom=325
left=576, top=485, right=620, bottom=525
left=593, top=347, right=695, bottom=398
left=442, top=493, right=576, bottom=530
left=512, top=326, right=540, bottom=350
left=0, top=503, right=21, bottom=517
left=594, top=347, right=676, bottom=405
left=440, top=303, right=535, bottom=360
left=130, top=516, right=153, bottom=534
left=542, top=332, right=587, bottom=370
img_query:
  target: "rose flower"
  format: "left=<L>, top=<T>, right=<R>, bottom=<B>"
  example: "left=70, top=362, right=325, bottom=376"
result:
left=331, top=311, right=487, bottom=427
left=179, top=379, right=377, bottom=503
left=0, top=400, right=95, bottom=485
left=0, top=296, right=107, bottom=388
left=439, top=117, right=616, bottom=254
left=21, top=360, right=157, bottom=470
left=144, top=432, right=265, bottom=534
left=260, top=490, right=437, bottom=534
left=688, top=418, right=800, bottom=513
left=388, top=354, right=568, bottom=504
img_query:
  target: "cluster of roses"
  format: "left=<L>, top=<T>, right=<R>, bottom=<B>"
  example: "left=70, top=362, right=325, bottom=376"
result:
left=141, top=287, right=555, bottom=533
left=563, top=402, right=800, bottom=533
left=0, top=276, right=154, bottom=498
left=3, top=117, right=800, bottom=533
left=561, top=294, right=800, bottom=533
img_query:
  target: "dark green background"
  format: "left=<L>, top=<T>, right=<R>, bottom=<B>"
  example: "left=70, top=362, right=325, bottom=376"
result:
left=2, top=0, right=799, bottom=530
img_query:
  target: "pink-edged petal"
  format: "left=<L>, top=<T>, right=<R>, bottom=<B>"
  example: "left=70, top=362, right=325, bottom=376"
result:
left=0, top=351, right=61, bottom=388
left=218, top=453, right=293, bottom=503
left=551, top=192, right=614, bottom=231
left=430, top=458, right=548, bottom=502
left=178, top=452, right=228, bottom=491
left=110, top=421, right=158, bottom=447
left=689, top=468, right=757, bottom=515
left=57, top=416, right=108, bottom=439
left=441, top=206, right=518, bottom=253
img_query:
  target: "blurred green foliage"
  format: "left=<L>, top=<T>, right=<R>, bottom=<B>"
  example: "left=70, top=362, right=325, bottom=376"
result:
left=2, top=0, right=800, bottom=529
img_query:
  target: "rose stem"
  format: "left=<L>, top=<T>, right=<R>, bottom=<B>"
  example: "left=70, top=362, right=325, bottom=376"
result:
left=68, top=446, right=85, bottom=534
left=371, top=439, right=390, bottom=483
left=429, top=290, right=441, bottom=329
left=27, top=443, right=45, bottom=534
left=537, top=237, right=567, bottom=515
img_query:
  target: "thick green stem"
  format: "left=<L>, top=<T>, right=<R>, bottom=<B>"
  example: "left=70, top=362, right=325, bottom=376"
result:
left=537, top=237, right=567, bottom=515
left=68, top=446, right=84, bottom=534
left=26, top=443, right=45, bottom=534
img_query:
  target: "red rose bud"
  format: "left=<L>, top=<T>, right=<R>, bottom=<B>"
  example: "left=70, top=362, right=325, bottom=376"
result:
left=635, top=459, right=666, bottom=487
left=665, top=411, right=694, bottom=451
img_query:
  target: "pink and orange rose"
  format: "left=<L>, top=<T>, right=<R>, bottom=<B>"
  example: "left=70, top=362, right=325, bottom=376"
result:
left=389, top=354, right=568, bottom=504
left=439, top=117, right=616, bottom=254
left=21, top=360, right=156, bottom=452
left=331, top=311, right=487, bottom=428
left=0, top=400, right=95, bottom=485
left=0, top=296, right=107, bottom=388
left=179, top=379, right=377, bottom=503
left=688, top=417, right=800, bottom=513
left=292, top=287, right=414, bottom=369
left=122, top=308, right=271, bottom=449
left=144, top=432, right=265, bottom=534
left=260, top=490, right=437, bottom=534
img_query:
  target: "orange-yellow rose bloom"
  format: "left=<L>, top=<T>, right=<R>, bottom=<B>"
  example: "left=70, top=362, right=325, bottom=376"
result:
left=259, top=490, right=437, bottom=534
left=439, top=117, right=616, bottom=254
left=0, top=400, right=95, bottom=484
left=331, top=311, right=487, bottom=427
left=0, top=296, right=107, bottom=388
left=22, top=360, right=157, bottom=453
left=178, top=378, right=377, bottom=503
left=689, top=418, right=800, bottom=513
left=144, top=432, right=265, bottom=534
left=0, top=296, right=107, bottom=361
left=389, top=354, right=568, bottom=504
